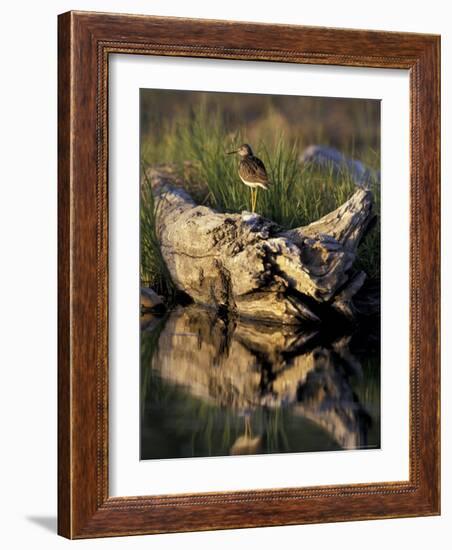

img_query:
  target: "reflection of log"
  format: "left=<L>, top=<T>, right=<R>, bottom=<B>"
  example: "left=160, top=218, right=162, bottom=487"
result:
left=294, top=347, right=371, bottom=450
left=150, top=305, right=318, bottom=409
left=147, top=305, right=372, bottom=449
left=147, top=167, right=375, bottom=325
left=152, top=306, right=262, bottom=409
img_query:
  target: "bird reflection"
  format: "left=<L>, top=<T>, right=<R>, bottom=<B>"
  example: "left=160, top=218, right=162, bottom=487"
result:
left=230, top=415, right=264, bottom=455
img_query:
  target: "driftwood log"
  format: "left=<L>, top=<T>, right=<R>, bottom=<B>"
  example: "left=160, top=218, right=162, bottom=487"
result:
left=146, top=167, right=375, bottom=325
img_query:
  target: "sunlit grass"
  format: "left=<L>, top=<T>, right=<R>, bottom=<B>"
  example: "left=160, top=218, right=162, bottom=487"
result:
left=140, top=170, right=176, bottom=298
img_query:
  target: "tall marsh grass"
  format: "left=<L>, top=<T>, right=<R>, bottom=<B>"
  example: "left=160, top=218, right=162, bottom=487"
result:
left=140, top=170, right=177, bottom=297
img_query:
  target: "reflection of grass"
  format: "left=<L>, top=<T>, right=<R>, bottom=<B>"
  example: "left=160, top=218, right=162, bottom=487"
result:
left=351, top=356, right=381, bottom=410
left=141, top=106, right=380, bottom=293
left=140, top=316, right=167, bottom=417
left=349, top=356, right=381, bottom=447
left=265, top=407, right=289, bottom=453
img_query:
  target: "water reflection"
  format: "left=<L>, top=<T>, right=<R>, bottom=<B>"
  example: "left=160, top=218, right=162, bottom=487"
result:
left=141, top=305, right=380, bottom=459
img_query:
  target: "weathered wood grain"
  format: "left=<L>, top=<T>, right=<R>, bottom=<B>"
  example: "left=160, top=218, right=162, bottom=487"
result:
left=148, top=167, right=374, bottom=323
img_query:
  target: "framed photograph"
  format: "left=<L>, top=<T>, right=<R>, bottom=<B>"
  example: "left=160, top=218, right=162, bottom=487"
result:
left=58, top=11, right=440, bottom=538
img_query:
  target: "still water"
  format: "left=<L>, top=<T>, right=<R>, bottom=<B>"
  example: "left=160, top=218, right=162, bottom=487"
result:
left=140, top=304, right=380, bottom=460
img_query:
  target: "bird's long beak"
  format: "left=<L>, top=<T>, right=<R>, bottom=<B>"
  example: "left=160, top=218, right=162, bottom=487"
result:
left=227, top=150, right=237, bottom=155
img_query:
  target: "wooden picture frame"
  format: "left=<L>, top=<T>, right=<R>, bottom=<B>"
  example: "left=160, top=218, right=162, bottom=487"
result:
left=58, top=10, right=440, bottom=539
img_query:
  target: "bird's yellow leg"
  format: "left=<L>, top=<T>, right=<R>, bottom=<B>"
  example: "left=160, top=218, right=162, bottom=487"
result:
left=250, top=187, right=253, bottom=212
left=245, top=417, right=251, bottom=438
left=254, top=188, right=259, bottom=212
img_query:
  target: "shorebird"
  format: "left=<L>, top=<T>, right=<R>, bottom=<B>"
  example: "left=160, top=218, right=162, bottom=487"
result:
left=227, top=144, right=270, bottom=213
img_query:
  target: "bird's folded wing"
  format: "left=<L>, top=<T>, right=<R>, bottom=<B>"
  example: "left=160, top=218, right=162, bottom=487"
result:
left=239, top=156, right=269, bottom=184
